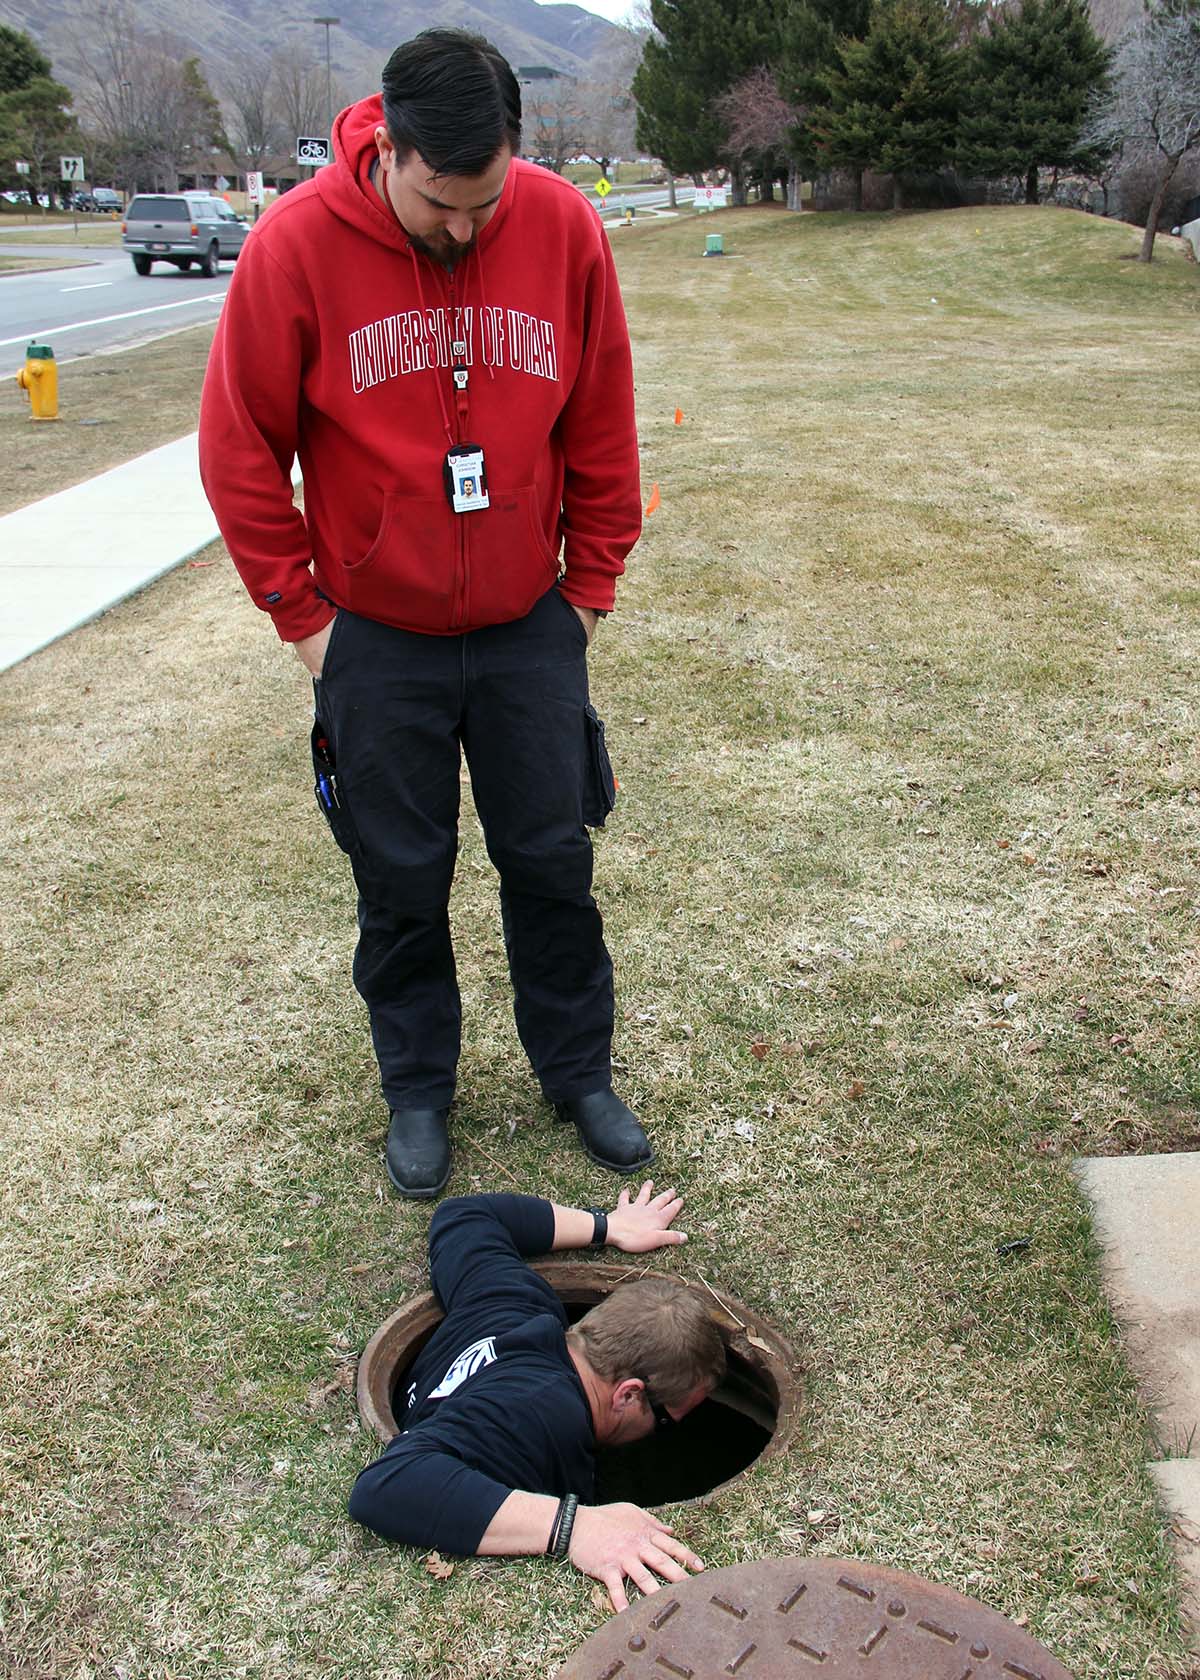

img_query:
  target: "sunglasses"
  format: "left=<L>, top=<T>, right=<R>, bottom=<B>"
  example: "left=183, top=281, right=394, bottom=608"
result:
left=644, top=1389, right=675, bottom=1431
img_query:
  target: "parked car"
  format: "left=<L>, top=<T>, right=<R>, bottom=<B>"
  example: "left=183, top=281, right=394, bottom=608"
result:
left=121, top=191, right=249, bottom=276
left=91, top=187, right=122, bottom=213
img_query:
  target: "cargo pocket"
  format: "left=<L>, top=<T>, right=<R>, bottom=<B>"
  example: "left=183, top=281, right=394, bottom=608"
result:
left=582, top=703, right=617, bottom=829
left=311, top=718, right=359, bottom=856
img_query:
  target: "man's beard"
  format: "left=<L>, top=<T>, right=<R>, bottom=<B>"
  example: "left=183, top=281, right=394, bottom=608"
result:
left=409, top=228, right=477, bottom=271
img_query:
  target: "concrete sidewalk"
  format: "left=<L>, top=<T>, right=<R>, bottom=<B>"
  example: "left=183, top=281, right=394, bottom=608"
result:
left=0, top=433, right=301, bottom=674
left=0, top=433, right=216, bottom=672
left=1075, top=1152, right=1200, bottom=1645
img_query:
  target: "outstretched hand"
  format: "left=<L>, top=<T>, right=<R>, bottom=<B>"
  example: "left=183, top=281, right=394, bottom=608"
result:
left=570, top=1500, right=705, bottom=1614
left=606, top=1181, right=686, bottom=1254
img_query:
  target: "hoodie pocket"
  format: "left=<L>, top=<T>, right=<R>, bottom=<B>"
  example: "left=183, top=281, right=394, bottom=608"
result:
left=345, top=492, right=456, bottom=630
left=463, top=484, right=560, bottom=626
left=344, top=485, right=559, bottom=632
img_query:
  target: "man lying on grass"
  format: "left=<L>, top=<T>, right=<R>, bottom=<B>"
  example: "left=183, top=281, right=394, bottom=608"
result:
left=348, top=1183, right=724, bottom=1610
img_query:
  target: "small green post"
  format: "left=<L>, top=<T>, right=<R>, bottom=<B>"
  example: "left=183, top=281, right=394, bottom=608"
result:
left=705, top=232, right=724, bottom=257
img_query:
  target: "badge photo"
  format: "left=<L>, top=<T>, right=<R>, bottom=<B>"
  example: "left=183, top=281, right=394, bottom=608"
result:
left=445, top=444, right=490, bottom=514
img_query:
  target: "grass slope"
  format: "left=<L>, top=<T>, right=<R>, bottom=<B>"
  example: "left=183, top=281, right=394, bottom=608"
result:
left=1, top=204, right=1197, bottom=1678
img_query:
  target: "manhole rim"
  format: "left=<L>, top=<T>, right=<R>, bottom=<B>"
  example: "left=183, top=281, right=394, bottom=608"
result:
left=356, top=1260, right=803, bottom=1508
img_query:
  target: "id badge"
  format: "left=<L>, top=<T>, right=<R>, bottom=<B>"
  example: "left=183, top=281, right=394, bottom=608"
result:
left=445, top=444, right=489, bottom=514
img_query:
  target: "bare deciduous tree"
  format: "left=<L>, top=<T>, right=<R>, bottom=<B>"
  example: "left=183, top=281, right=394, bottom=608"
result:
left=223, top=55, right=280, bottom=175
left=526, top=76, right=585, bottom=175
left=715, top=66, right=803, bottom=207
left=271, top=44, right=334, bottom=157
left=75, top=2, right=226, bottom=191
left=1084, top=1, right=1200, bottom=260
left=576, top=26, right=646, bottom=177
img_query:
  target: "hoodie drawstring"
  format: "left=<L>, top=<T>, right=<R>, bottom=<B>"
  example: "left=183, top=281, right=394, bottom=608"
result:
left=407, top=242, right=455, bottom=447
left=473, top=245, right=496, bottom=383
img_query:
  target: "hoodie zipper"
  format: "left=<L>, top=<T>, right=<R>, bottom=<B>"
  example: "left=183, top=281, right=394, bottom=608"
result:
left=448, top=269, right=469, bottom=630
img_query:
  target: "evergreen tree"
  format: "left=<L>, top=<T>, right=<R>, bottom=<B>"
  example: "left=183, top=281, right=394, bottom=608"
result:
left=778, top=0, right=872, bottom=173
left=958, top=0, right=1112, bottom=203
left=633, top=0, right=783, bottom=188
left=181, top=57, right=230, bottom=156
left=0, top=75, right=78, bottom=204
left=818, top=0, right=963, bottom=206
left=0, top=25, right=50, bottom=95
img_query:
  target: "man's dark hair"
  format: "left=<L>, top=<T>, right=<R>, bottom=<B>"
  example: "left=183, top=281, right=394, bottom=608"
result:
left=381, top=29, right=522, bottom=177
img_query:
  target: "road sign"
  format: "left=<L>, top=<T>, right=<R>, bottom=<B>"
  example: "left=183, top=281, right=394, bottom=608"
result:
left=15, top=160, right=29, bottom=175
left=215, top=174, right=229, bottom=192
left=595, top=177, right=611, bottom=199
left=694, top=184, right=728, bottom=211
left=297, top=136, right=332, bottom=167
left=247, top=171, right=265, bottom=205
left=60, top=155, right=85, bottom=182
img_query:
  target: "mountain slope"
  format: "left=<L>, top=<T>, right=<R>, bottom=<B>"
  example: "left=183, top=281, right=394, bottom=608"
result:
left=0, top=0, right=619, bottom=108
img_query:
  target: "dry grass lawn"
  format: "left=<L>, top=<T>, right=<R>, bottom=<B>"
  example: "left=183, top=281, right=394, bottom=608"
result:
left=2, top=323, right=215, bottom=511
left=0, top=219, right=123, bottom=246
left=0, top=254, right=96, bottom=275
left=1, top=204, right=1198, bottom=1679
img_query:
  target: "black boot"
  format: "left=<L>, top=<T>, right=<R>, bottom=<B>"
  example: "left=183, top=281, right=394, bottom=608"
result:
left=553, top=1089, right=654, bottom=1174
left=386, top=1107, right=451, bottom=1199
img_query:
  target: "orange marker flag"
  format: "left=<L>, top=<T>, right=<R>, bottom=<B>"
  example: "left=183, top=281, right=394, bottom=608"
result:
left=674, top=407, right=684, bottom=425
left=644, top=483, right=661, bottom=515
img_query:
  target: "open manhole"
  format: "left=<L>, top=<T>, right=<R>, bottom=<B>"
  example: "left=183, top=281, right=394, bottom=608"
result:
left=357, top=1261, right=801, bottom=1506
left=555, top=1557, right=1076, bottom=1679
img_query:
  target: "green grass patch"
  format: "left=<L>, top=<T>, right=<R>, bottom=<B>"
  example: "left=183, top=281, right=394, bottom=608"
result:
left=561, top=162, right=653, bottom=187
left=1, top=204, right=1197, bottom=1678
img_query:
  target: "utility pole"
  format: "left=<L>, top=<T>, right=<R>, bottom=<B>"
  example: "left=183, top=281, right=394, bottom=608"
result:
left=313, top=16, right=340, bottom=137
left=119, top=79, right=133, bottom=201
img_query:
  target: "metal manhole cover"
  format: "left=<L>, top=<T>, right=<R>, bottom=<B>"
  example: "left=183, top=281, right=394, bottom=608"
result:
left=556, top=1557, right=1074, bottom=1679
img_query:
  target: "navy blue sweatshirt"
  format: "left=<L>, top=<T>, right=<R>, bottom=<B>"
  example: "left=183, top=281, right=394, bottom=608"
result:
left=347, top=1195, right=596, bottom=1554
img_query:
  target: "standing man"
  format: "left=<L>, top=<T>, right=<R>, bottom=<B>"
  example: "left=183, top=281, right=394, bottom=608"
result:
left=200, top=30, right=649, bottom=1196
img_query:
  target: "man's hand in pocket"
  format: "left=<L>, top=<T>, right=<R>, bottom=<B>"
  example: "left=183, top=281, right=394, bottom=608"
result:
left=293, top=620, right=334, bottom=678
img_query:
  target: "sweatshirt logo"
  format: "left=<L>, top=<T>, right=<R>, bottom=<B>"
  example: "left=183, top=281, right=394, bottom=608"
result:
left=348, top=305, right=558, bottom=395
left=427, top=1336, right=498, bottom=1399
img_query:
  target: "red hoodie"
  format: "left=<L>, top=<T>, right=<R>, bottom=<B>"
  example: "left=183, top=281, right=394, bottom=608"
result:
left=199, top=98, right=641, bottom=644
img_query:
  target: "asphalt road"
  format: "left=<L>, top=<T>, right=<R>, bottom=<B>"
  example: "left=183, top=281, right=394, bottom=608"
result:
left=0, top=244, right=233, bottom=374
left=0, top=188, right=693, bottom=375
left=590, top=185, right=696, bottom=213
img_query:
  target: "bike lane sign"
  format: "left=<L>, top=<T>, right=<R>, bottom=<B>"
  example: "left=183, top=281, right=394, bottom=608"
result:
left=297, top=136, right=332, bottom=167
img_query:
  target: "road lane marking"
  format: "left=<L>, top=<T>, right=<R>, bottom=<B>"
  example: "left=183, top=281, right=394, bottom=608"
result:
left=60, top=282, right=113, bottom=292
left=0, top=292, right=226, bottom=348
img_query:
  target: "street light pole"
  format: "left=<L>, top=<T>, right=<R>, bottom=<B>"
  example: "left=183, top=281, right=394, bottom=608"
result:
left=313, top=16, right=340, bottom=138
left=119, top=79, right=133, bottom=201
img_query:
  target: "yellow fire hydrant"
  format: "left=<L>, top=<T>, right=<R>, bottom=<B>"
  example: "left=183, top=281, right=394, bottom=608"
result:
left=16, top=342, right=59, bottom=421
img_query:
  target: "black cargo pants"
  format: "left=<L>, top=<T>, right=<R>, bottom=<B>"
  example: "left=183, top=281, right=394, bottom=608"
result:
left=311, top=584, right=617, bottom=1111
